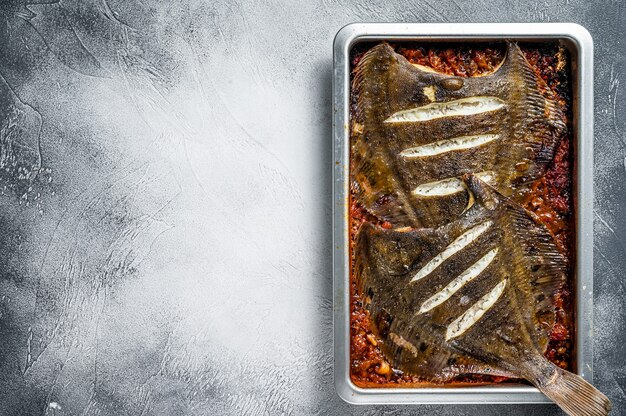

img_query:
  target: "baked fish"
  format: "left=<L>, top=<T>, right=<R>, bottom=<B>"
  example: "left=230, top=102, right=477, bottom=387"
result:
left=355, top=175, right=611, bottom=416
left=351, top=42, right=565, bottom=228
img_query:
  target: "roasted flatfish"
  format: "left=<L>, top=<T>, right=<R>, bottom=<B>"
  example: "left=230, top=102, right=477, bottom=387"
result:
left=355, top=175, right=611, bottom=416
left=351, top=42, right=565, bottom=228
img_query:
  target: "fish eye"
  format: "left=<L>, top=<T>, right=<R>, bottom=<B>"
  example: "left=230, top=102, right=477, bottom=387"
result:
left=440, top=77, right=464, bottom=91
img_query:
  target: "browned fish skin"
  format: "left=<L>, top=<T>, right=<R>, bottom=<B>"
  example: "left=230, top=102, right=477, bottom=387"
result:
left=355, top=176, right=611, bottom=415
left=355, top=176, right=562, bottom=378
left=351, top=42, right=566, bottom=229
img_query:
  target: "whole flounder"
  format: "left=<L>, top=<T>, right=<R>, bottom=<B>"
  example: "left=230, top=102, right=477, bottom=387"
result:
left=355, top=175, right=611, bottom=416
left=351, top=42, right=565, bottom=228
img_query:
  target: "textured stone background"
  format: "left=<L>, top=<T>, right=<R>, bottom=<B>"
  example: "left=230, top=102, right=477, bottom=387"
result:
left=0, top=1, right=623, bottom=415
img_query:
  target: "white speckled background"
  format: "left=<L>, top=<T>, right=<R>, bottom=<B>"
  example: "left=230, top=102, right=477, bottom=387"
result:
left=0, top=1, right=623, bottom=415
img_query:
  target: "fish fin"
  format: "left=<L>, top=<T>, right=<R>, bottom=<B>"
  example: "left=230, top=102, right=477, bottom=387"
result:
left=503, top=198, right=567, bottom=284
left=351, top=43, right=427, bottom=227
left=508, top=210, right=565, bottom=351
left=496, top=42, right=566, bottom=186
left=351, top=43, right=395, bottom=122
left=531, top=363, right=611, bottom=416
left=501, top=193, right=567, bottom=332
left=442, top=364, right=517, bottom=380
left=351, top=139, right=425, bottom=227
left=505, top=41, right=566, bottom=131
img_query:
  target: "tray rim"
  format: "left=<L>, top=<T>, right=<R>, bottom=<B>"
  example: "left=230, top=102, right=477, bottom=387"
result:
left=332, top=22, right=594, bottom=405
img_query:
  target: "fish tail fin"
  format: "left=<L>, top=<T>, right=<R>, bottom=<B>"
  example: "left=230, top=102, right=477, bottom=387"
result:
left=531, top=363, right=611, bottom=416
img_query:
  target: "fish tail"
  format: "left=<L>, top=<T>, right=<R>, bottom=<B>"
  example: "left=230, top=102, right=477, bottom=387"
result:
left=530, top=362, right=611, bottom=416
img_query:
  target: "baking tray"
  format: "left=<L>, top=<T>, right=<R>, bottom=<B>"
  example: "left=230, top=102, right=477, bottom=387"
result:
left=332, top=23, right=594, bottom=405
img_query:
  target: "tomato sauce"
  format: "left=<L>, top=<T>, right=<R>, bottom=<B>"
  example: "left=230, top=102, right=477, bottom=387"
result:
left=349, top=42, right=574, bottom=387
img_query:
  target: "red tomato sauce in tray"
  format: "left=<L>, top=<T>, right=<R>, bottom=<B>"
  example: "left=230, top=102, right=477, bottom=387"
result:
left=349, top=42, right=575, bottom=387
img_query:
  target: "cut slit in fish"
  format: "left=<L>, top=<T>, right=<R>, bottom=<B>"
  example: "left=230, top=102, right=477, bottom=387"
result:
left=412, top=171, right=495, bottom=197
left=410, top=221, right=492, bottom=283
left=384, top=96, right=506, bottom=123
left=400, top=134, right=499, bottom=158
left=445, top=278, right=508, bottom=340
left=355, top=176, right=611, bottom=416
left=351, top=42, right=566, bottom=228
left=419, top=248, right=499, bottom=314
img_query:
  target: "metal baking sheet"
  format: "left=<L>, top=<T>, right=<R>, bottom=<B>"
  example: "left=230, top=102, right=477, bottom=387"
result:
left=332, top=23, right=594, bottom=405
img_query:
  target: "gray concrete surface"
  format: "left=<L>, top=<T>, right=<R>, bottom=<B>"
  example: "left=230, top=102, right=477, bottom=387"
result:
left=0, top=1, right=623, bottom=415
